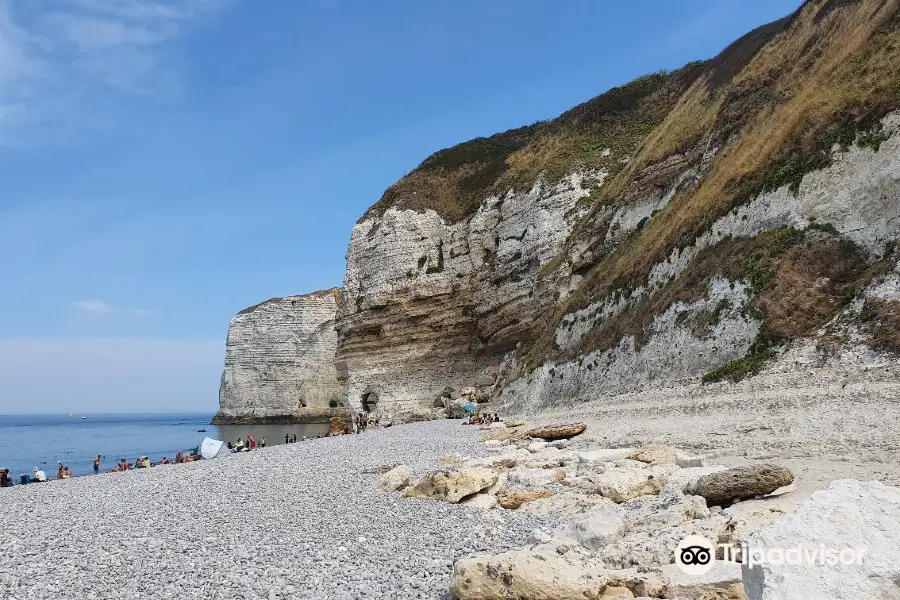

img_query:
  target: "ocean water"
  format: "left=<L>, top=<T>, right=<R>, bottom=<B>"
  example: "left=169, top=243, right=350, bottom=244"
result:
left=0, top=414, right=330, bottom=479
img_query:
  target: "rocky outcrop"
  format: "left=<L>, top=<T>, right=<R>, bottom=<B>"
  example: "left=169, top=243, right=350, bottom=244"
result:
left=214, top=289, right=343, bottom=424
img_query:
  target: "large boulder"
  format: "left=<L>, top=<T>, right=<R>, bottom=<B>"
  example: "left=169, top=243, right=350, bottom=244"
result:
left=694, top=464, right=794, bottom=506
left=668, top=466, right=729, bottom=494
left=620, top=484, right=711, bottom=534
left=520, top=492, right=614, bottom=519
left=743, top=479, right=900, bottom=600
left=569, top=464, right=676, bottom=503
left=555, top=500, right=627, bottom=550
left=450, top=542, right=610, bottom=600
left=525, top=422, right=587, bottom=441
left=403, top=468, right=498, bottom=503
left=496, top=488, right=554, bottom=510
left=375, top=465, right=411, bottom=492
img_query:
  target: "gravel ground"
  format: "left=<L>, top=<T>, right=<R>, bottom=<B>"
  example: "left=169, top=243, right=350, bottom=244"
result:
left=0, top=421, right=545, bottom=600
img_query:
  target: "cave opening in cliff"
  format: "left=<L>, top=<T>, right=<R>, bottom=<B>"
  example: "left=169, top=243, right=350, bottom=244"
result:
left=361, top=392, right=378, bottom=412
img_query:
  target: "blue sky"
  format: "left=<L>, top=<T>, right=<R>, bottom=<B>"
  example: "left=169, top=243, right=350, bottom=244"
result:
left=0, top=0, right=800, bottom=413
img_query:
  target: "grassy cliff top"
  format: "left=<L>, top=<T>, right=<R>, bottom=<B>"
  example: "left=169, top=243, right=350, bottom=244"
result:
left=360, top=7, right=800, bottom=224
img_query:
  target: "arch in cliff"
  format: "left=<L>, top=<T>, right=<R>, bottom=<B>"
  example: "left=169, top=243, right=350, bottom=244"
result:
left=361, top=391, right=379, bottom=412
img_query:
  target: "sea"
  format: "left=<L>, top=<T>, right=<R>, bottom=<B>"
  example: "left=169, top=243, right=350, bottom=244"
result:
left=0, top=413, right=330, bottom=479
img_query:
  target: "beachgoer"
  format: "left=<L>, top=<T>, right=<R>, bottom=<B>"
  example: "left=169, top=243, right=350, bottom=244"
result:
left=248, top=435, right=256, bottom=450
left=63, top=467, right=73, bottom=479
left=0, top=469, right=10, bottom=487
left=19, top=473, right=29, bottom=485
left=260, top=438, right=266, bottom=448
left=57, top=462, right=65, bottom=479
left=285, top=434, right=289, bottom=444
left=292, top=433, right=297, bottom=443
left=234, top=438, right=244, bottom=452
left=161, top=457, right=170, bottom=465
left=174, top=451, right=184, bottom=464
left=32, top=466, right=47, bottom=482
left=93, top=455, right=102, bottom=474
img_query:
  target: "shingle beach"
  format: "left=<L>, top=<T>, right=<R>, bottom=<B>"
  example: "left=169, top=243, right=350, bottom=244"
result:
left=0, top=421, right=543, bottom=600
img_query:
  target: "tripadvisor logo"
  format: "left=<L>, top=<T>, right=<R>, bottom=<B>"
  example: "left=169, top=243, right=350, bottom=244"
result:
left=676, top=535, right=715, bottom=576
left=675, top=535, right=867, bottom=575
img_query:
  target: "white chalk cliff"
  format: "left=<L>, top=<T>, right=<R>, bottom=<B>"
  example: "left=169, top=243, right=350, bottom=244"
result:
left=214, top=289, right=343, bottom=424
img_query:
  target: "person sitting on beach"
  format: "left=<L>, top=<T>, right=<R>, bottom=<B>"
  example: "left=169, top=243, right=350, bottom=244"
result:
left=32, top=466, right=48, bottom=482
left=234, top=438, right=244, bottom=452
left=19, top=473, right=29, bottom=485
left=260, top=438, right=266, bottom=448
left=174, top=451, right=184, bottom=464
left=0, top=469, right=10, bottom=487
left=136, top=457, right=150, bottom=469
left=57, top=462, right=65, bottom=479
left=160, top=457, right=170, bottom=465
left=62, top=467, right=73, bottom=479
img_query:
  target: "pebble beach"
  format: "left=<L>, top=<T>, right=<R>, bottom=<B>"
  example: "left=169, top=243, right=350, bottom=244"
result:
left=0, top=421, right=543, bottom=600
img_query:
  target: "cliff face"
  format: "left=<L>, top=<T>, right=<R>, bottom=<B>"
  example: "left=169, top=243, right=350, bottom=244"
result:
left=220, top=0, right=900, bottom=422
left=334, top=0, right=900, bottom=416
left=335, top=174, right=596, bottom=415
left=214, top=289, right=343, bottom=424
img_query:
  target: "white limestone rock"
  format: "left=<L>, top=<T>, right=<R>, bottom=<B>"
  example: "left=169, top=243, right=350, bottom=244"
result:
left=508, top=467, right=561, bottom=487
left=661, top=561, right=743, bottom=598
left=463, top=493, right=498, bottom=510
left=519, top=491, right=618, bottom=519
left=375, top=465, right=412, bottom=492
left=743, top=479, right=900, bottom=600
left=216, top=289, right=342, bottom=422
left=450, top=541, right=611, bottom=600
left=555, top=499, right=627, bottom=550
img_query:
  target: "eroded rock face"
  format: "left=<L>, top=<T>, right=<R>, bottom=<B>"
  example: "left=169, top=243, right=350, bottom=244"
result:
left=215, top=289, right=343, bottom=424
left=335, top=175, right=594, bottom=416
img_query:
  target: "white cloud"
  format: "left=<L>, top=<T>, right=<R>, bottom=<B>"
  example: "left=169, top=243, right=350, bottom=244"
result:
left=0, top=338, right=222, bottom=413
left=74, top=299, right=112, bottom=314
left=0, top=0, right=229, bottom=143
left=72, top=299, right=161, bottom=318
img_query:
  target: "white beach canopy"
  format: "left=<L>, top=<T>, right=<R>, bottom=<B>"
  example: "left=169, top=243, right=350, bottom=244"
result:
left=200, top=437, right=229, bottom=459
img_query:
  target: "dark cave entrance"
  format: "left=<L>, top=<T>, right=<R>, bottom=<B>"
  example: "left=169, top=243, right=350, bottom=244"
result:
left=361, top=392, right=378, bottom=412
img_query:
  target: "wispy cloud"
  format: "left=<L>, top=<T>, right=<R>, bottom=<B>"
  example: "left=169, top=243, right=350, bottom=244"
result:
left=73, top=299, right=159, bottom=318
left=74, top=299, right=112, bottom=315
left=0, top=0, right=229, bottom=144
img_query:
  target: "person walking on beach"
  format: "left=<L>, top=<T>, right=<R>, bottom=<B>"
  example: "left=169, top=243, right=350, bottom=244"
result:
left=93, top=455, right=102, bottom=474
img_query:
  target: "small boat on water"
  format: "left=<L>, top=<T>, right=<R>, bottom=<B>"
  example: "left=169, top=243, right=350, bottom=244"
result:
left=81, top=416, right=87, bottom=419
left=197, top=429, right=207, bottom=432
